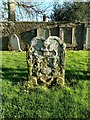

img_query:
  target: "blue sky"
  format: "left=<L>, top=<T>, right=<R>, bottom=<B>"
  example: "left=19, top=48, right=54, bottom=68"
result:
left=0, top=0, right=88, bottom=21
left=0, top=0, right=64, bottom=18
left=30, top=0, right=64, bottom=21
left=31, top=0, right=64, bottom=15
left=2, top=0, right=86, bottom=21
left=0, top=0, right=64, bottom=21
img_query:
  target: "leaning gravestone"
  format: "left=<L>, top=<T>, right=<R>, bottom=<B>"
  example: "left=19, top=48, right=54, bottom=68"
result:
left=26, top=36, right=66, bottom=87
left=10, top=34, right=22, bottom=51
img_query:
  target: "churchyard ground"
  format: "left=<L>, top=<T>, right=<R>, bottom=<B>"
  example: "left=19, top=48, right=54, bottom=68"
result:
left=0, top=50, right=90, bottom=119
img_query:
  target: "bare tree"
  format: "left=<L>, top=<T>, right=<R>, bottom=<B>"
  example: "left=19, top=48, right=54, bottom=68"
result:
left=8, top=0, right=15, bottom=21
left=0, top=0, right=53, bottom=21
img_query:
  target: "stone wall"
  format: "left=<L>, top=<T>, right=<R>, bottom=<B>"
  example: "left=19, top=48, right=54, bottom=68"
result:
left=1, top=21, right=90, bottom=50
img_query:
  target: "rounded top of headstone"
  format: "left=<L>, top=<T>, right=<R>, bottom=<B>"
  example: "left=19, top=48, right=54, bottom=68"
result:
left=11, top=34, right=18, bottom=38
left=46, top=36, right=63, bottom=45
left=10, top=33, right=22, bottom=51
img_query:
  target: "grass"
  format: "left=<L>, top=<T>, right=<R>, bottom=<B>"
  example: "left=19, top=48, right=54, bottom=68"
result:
left=0, top=50, right=90, bottom=119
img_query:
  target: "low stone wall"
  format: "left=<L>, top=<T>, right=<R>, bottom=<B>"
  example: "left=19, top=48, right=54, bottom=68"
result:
left=1, top=21, right=90, bottom=50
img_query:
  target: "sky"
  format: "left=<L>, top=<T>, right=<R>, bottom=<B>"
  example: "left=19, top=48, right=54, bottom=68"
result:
left=0, top=0, right=88, bottom=21
left=0, top=0, right=64, bottom=21
left=20, top=0, right=64, bottom=3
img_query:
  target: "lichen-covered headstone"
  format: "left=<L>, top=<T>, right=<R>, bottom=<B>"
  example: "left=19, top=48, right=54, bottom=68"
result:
left=26, top=36, right=66, bottom=87
left=10, top=34, right=22, bottom=51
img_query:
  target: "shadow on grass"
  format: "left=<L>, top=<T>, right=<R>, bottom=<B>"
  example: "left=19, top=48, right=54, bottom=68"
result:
left=1, top=67, right=90, bottom=85
left=2, top=67, right=28, bottom=83
left=65, top=69, right=90, bottom=81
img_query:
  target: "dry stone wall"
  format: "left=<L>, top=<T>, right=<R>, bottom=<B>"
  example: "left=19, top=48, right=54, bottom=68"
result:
left=1, top=21, right=90, bottom=50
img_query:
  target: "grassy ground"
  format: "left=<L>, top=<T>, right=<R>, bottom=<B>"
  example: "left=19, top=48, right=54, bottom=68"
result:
left=0, top=50, right=90, bottom=119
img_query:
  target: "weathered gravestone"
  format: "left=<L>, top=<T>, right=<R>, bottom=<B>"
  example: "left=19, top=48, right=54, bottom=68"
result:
left=10, top=34, right=22, bottom=51
left=26, top=36, right=66, bottom=87
left=37, top=28, right=49, bottom=40
left=0, top=24, right=2, bottom=50
left=85, top=27, right=90, bottom=49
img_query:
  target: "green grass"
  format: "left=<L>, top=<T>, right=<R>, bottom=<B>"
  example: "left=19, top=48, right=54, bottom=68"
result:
left=0, top=50, right=90, bottom=119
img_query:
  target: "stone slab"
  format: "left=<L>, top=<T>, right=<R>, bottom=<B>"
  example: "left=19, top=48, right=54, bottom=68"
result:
left=10, top=34, right=22, bottom=51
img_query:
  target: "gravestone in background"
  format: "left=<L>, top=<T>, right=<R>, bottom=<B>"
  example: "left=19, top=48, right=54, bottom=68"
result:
left=37, top=28, right=49, bottom=40
left=10, top=34, right=22, bottom=51
left=75, top=24, right=84, bottom=50
left=26, top=36, right=66, bottom=87
left=0, top=24, right=2, bottom=50
left=85, top=27, right=90, bottom=49
left=50, top=27, right=59, bottom=37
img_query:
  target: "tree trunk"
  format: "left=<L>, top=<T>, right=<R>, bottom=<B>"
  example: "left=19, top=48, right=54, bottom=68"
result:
left=8, top=0, right=15, bottom=21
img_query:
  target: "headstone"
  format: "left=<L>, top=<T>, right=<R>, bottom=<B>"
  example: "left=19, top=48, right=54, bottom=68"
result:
left=37, top=28, right=49, bottom=40
left=85, top=27, right=90, bottom=49
left=10, top=34, right=22, bottom=51
left=26, top=36, right=66, bottom=87
left=0, top=24, right=2, bottom=50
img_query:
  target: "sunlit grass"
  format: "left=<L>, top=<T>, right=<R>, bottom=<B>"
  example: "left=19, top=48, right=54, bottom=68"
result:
left=0, top=50, right=90, bottom=119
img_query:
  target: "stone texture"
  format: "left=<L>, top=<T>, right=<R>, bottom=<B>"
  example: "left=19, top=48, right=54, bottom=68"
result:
left=37, top=28, right=49, bottom=40
left=2, top=21, right=90, bottom=50
left=10, top=34, right=22, bottom=51
left=26, top=36, right=66, bottom=87
left=0, top=24, right=2, bottom=50
left=85, top=27, right=90, bottom=49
